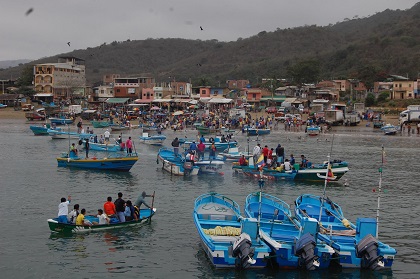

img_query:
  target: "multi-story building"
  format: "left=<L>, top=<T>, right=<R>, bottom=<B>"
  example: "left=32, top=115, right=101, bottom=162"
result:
left=226, top=80, right=249, bottom=89
left=93, top=85, right=114, bottom=102
left=391, top=80, right=415, bottom=99
left=33, top=56, right=86, bottom=103
left=113, top=76, right=155, bottom=100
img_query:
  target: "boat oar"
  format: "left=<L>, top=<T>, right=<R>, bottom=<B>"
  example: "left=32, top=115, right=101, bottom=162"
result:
left=148, top=191, right=155, bottom=224
left=269, top=209, right=279, bottom=237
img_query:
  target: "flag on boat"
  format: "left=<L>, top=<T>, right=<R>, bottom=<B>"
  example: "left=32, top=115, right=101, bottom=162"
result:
left=256, top=154, right=265, bottom=168
left=327, top=165, right=334, bottom=181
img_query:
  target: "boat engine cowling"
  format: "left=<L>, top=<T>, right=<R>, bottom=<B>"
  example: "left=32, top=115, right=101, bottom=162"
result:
left=356, top=234, right=384, bottom=270
left=232, top=233, right=255, bottom=269
left=295, top=233, right=319, bottom=270
left=183, top=162, right=194, bottom=175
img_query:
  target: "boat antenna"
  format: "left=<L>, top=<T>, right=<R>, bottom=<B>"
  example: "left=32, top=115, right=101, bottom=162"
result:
left=318, top=134, right=335, bottom=222
left=376, top=145, right=385, bottom=239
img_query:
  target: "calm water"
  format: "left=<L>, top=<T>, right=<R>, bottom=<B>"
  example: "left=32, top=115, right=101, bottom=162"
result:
left=0, top=119, right=419, bottom=279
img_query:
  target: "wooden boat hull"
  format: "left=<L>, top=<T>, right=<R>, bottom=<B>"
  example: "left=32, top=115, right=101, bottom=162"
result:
left=48, top=208, right=156, bottom=234
left=57, top=155, right=138, bottom=171
left=193, top=193, right=270, bottom=269
left=139, top=135, right=167, bottom=146
left=91, top=120, right=110, bottom=128
left=295, top=194, right=396, bottom=269
left=49, top=118, right=74, bottom=125
left=245, top=193, right=334, bottom=269
left=246, top=128, right=271, bottom=136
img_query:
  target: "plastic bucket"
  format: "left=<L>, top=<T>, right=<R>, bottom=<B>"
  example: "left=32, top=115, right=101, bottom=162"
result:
left=293, top=163, right=300, bottom=170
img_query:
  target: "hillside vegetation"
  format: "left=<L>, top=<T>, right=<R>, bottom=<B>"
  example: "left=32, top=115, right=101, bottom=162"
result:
left=1, top=3, right=419, bottom=87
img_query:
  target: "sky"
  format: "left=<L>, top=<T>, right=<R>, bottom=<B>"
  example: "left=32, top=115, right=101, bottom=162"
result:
left=1, top=0, right=418, bottom=61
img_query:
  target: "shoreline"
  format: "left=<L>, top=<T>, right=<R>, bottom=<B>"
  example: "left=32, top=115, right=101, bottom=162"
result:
left=0, top=107, right=400, bottom=126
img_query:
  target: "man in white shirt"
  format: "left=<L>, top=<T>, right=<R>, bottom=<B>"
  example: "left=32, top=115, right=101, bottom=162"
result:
left=97, top=209, right=110, bottom=225
left=252, top=143, right=261, bottom=163
left=58, top=195, right=71, bottom=223
left=104, top=129, right=110, bottom=143
left=283, top=159, right=292, bottom=171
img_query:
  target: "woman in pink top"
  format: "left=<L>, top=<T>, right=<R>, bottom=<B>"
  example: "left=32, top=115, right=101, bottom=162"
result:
left=126, top=136, right=133, bottom=155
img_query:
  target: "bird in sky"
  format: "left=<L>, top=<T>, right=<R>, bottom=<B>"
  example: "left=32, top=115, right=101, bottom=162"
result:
left=67, top=42, right=71, bottom=46
left=25, top=8, right=33, bottom=16
left=200, top=26, right=203, bottom=31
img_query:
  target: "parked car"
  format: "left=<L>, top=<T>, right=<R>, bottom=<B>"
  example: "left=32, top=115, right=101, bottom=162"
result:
left=25, top=112, right=46, bottom=121
left=22, top=104, right=34, bottom=111
left=265, top=107, right=277, bottom=113
left=240, top=103, right=252, bottom=108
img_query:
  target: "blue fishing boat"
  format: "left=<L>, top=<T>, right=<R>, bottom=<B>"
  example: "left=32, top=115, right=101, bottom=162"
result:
left=193, top=192, right=271, bottom=269
left=57, top=152, right=138, bottom=172
left=181, top=138, right=238, bottom=151
left=232, top=165, right=296, bottom=180
left=30, top=125, right=61, bottom=136
left=294, top=194, right=396, bottom=270
left=306, top=125, right=321, bottom=136
left=91, top=120, right=111, bottom=128
left=244, top=192, right=334, bottom=270
left=48, top=129, right=94, bottom=140
left=49, top=117, right=74, bottom=125
left=85, top=141, right=123, bottom=152
left=293, top=160, right=349, bottom=181
left=193, top=158, right=225, bottom=175
left=157, top=147, right=199, bottom=176
left=380, top=124, right=398, bottom=135
left=243, top=126, right=271, bottom=136
left=139, top=133, right=166, bottom=146
left=217, top=147, right=252, bottom=161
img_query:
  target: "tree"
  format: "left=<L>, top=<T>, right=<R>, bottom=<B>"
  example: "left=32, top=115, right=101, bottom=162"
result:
left=16, top=65, right=34, bottom=86
left=287, top=60, right=320, bottom=84
left=365, top=93, right=375, bottom=107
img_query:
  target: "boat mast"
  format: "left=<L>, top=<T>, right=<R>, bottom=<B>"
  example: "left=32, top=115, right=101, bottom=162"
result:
left=376, top=145, right=384, bottom=239
left=318, top=134, right=335, bottom=222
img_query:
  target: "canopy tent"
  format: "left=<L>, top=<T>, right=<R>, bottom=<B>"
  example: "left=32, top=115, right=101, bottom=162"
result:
left=128, top=103, right=149, bottom=107
left=34, top=93, right=54, bottom=97
left=134, top=99, right=153, bottom=104
left=188, top=100, right=198, bottom=105
left=173, top=110, right=184, bottom=116
left=152, top=99, right=173, bottom=103
left=105, top=98, right=130, bottom=104
left=208, top=98, right=233, bottom=104
left=83, top=109, right=97, bottom=113
left=173, top=99, right=192, bottom=103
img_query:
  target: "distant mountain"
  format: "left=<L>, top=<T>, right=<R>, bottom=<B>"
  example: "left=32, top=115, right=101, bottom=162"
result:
left=1, top=2, right=419, bottom=87
left=0, top=59, right=32, bottom=69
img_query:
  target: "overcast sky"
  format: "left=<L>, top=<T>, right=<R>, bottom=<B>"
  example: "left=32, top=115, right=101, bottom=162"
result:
left=1, top=0, right=418, bottom=61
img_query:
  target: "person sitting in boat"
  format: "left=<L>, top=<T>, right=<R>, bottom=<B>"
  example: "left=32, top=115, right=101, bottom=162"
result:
left=185, top=150, right=195, bottom=162
left=99, top=135, right=105, bottom=144
left=68, top=203, right=80, bottom=224
left=284, top=159, right=293, bottom=171
left=70, top=143, right=78, bottom=157
left=238, top=155, right=248, bottom=166
left=76, top=208, right=92, bottom=226
left=97, top=209, right=110, bottom=225
left=124, top=200, right=138, bottom=222
left=221, top=134, right=226, bottom=143
left=300, top=155, right=307, bottom=168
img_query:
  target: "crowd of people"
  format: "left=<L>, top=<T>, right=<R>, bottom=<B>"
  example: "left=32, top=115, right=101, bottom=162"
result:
left=57, top=192, right=154, bottom=225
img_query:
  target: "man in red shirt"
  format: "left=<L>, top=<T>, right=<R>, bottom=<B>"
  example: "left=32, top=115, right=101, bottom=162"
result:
left=262, top=145, right=269, bottom=164
left=197, top=140, right=206, bottom=160
left=104, top=196, right=117, bottom=218
left=239, top=155, right=248, bottom=166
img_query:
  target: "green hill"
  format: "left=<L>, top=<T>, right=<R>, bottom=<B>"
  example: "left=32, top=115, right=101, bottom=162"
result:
left=1, top=3, right=419, bottom=87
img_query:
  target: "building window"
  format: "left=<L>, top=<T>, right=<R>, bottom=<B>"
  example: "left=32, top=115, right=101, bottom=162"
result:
left=116, top=89, right=120, bottom=93
left=253, top=94, right=256, bottom=99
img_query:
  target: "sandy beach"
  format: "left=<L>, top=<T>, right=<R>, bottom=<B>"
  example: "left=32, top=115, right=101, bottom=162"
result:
left=0, top=107, right=400, bottom=126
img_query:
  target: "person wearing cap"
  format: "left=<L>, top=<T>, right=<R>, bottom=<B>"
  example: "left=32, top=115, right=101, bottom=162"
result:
left=134, top=191, right=153, bottom=209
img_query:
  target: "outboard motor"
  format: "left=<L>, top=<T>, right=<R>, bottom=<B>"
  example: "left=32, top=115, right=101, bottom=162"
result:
left=295, top=233, right=320, bottom=270
left=356, top=234, right=384, bottom=270
left=232, top=233, right=255, bottom=269
left=183, top=161, right=194, bottom=175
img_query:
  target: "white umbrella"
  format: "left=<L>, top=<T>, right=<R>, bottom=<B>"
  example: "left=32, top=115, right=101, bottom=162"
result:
left=173, top=111, right=184, bottom=116
left=150, top=106, right=160, bottom=110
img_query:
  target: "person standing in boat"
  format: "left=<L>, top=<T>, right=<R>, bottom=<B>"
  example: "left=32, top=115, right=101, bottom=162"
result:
left=209, top=142, right=217, bottom=159
left=85, top=138, right=90, bottom=158
left=252, top=143, right=261, bottom=163
left=114, top=192, right=126, bottom=223
left=197, top=140, right=206, bottom=160
left=135, top=191, right=154, bottom=210
left=104, top=129, right=110, bottom=143
left=57, top=195, right=71, bottom=223
left=275, top=144, right=285, bottom=166
left=126, top=137, right=133, bottom=155
left=77, top=119, right=82, bottom=133
left=171, top=137, right=180, bottom=156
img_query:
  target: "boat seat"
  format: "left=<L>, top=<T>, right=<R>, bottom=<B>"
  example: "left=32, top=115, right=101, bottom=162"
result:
left=199, top=220, right=240, bottom=228
left=269, top=233, right=296, bottom=243
left=253, top=212, right=285, bottom=221
left=209, top=235, right=238, bottom=242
